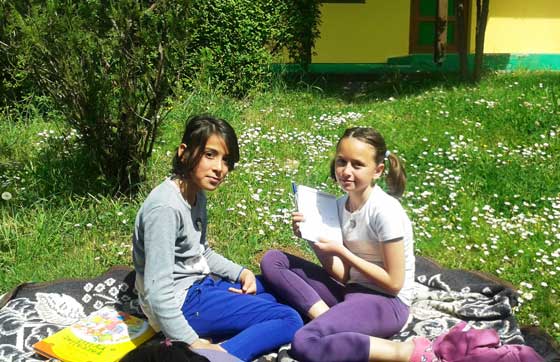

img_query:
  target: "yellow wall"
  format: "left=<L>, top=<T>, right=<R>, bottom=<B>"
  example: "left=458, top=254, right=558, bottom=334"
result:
left=313, top=0, right=410, bottom=63
left=313, top=0, right=560, bottom=64
left=470, top=0, right=560, bottom=53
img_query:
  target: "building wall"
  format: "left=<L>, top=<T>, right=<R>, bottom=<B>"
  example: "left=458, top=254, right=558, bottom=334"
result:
left=470, top=0, right=560, bottom=54
left=312, top=0, right=560, bottom=64
left=312, top=0, right=410, bottom=63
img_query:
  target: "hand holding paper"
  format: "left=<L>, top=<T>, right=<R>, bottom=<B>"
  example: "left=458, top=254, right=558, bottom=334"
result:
left=313, top=237, right=346, bottom=255
left=291, top=211, right=304, bottom=238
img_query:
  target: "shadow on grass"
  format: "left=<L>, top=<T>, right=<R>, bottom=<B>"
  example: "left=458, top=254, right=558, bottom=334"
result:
left=16, top=144, right=118, bottom=206
left=278, top=70, right=560, bottom=104
left=279, top=71, right=467, bottom=103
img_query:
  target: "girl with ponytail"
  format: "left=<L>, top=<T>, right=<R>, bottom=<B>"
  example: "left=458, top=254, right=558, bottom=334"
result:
left=261, top=126, right=416, bottom=362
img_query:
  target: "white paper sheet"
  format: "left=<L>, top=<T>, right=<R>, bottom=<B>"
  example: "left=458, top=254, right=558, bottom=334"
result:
left=294, top=184, right=343, bottom=244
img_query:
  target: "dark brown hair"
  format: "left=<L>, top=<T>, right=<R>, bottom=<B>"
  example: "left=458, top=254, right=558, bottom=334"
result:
left=171, top=115, right=240, bottom=179
left=330, top=127, right=406, bottom=198
left=121, top=341, right=210, bottom=362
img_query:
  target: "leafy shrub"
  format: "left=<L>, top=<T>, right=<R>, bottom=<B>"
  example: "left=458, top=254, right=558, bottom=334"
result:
left=4, top=1, right=191, bottom=193
left=184, top=0, right=321, bottom=96
left=0, top=2, right=35, bottom=108
left=1, top=0, right=321, bottom=193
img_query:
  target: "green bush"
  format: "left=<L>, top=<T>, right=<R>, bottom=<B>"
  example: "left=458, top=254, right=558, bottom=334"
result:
left=184, top=0, right=321, bottom=96
left=0, top=2, right=34, bottom=108
left=4, top=0, right=191, bottom=193
left=1, top=0, right=321, bottom=193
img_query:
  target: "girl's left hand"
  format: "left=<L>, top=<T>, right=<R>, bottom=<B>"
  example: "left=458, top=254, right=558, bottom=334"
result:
left=229, top=269, right=257, bottom=295
left=313, top=238, right=346, bottom=256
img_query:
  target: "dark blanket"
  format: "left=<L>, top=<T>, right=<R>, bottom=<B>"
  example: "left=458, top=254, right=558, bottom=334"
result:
left=394, top=256, right=524, bottom=343
left=1, top=258, right=558, bottom=362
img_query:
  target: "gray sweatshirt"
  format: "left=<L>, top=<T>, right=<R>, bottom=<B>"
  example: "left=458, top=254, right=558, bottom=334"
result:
left=132, top=178, right=244, bottom=344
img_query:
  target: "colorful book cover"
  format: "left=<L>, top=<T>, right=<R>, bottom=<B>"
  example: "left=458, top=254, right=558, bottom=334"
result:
left=33, top=306, right=155, bottom=362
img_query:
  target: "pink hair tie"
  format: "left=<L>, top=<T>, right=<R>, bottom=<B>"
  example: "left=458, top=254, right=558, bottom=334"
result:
left=162, top=338, right=172, bottom=347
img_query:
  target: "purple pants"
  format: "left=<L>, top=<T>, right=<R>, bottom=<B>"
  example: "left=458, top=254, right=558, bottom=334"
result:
left=260, top=250, right=410, bottom=362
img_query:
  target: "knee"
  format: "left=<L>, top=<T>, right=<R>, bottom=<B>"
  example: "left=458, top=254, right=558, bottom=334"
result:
left=260, top=249, right=286, bottom=276
left=278, top=304, right=304, bottom=332
left=291, top=327, right=319, bottom=362
left=270, top=304, right=303, bottom=343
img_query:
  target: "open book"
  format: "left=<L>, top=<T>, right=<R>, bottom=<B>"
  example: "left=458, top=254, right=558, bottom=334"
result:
left=292, top=183, right=343, bottom=243
left=33, top=306, right=155, bottom=362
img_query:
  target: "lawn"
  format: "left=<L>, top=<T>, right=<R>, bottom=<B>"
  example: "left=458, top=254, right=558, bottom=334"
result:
left=1, top=71, right=559, bottom=341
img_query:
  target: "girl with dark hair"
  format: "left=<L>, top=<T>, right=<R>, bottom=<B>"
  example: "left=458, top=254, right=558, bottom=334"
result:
left=133, top=115, right=303, bottom=362
left=260, top=126, right=415, bottom=362
left=121, top=341, right=211, bottom=362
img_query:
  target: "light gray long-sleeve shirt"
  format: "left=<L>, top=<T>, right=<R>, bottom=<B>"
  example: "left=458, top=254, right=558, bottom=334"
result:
left=132, top=178, right=244, bottom=344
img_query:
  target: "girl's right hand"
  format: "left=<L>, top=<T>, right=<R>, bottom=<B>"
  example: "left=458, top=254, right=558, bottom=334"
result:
left=292, top=212, right=304, bottom=238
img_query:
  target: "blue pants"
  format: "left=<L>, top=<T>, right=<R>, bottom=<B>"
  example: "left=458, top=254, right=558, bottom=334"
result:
left=182, top=275, right=303, bottom=362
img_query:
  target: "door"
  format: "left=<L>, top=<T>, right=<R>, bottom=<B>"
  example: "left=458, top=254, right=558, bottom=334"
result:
left=409, top=0, right=469, bottom=53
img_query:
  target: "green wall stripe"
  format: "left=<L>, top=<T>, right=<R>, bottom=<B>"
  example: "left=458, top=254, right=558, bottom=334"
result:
left=273, top=54, right=560, bottom=73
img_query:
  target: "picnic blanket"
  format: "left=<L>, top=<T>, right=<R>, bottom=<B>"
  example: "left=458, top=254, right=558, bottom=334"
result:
left=1, top=257, right=557, bottom=362
left=394, top=256, right=524, bottom=344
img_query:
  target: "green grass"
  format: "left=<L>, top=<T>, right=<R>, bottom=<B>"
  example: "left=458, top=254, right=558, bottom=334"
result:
left=1, top=71, right=559, bottom=341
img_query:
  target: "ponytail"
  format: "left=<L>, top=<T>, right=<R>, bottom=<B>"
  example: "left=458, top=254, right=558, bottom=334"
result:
left=385, top=153, right=406, bottom=198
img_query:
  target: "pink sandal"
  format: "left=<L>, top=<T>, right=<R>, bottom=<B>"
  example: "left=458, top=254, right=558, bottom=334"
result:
left=410, top=337, right=440, bottom=362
